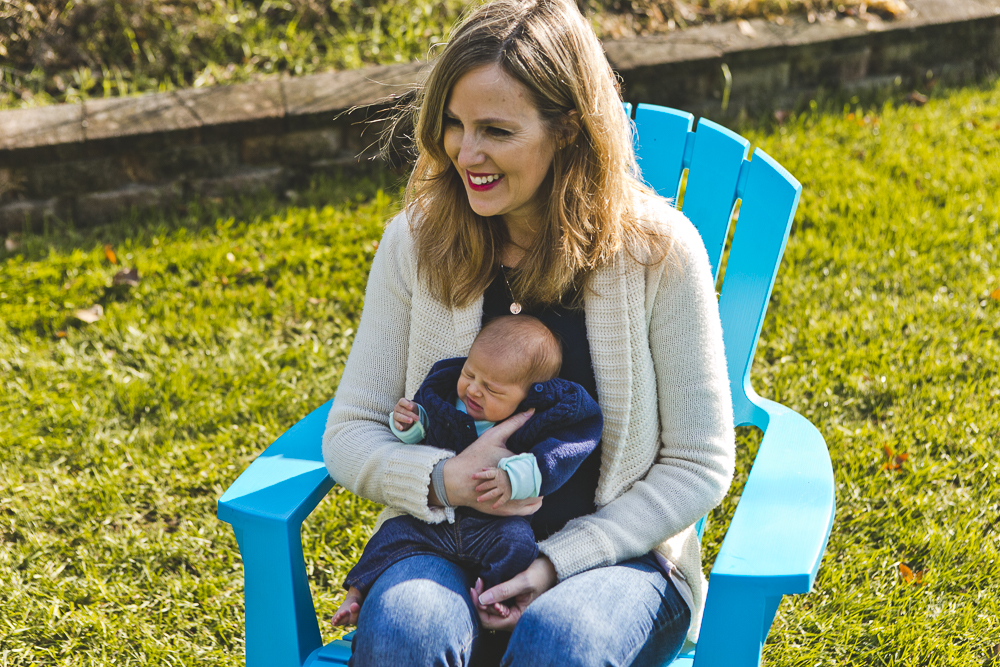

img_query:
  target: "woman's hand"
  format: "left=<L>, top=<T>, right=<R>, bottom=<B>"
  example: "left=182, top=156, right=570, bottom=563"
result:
left=442, top=409, right=542, bottom=516
left=469, top=556, right=558, bottom=631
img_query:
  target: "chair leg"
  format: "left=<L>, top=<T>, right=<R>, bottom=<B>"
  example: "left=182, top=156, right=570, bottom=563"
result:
left=692, top=580, right=767, bottom=667
left=232, top=522, right=323, bottom=667
left=761, top=595, right=782, bottom=643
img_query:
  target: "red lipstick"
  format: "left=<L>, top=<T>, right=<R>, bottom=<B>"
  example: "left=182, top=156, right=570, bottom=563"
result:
left=467, top=171, right=503, bottom=192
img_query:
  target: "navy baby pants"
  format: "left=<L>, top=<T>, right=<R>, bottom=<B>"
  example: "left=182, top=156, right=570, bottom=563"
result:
left=344, top=509, right=539, bottom=594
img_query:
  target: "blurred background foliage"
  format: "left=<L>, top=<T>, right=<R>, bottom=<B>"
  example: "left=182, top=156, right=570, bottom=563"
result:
left=2, top=0, right=910, bottom=110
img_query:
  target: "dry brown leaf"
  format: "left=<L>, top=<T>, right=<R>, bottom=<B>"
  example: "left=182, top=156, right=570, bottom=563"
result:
left=906, top=91, right=929, bottom=106
left=113, top=268, right=140, bottom=287
left=899, top=562, right=927, bottom=585
left=103, top=244, right=118, bottom=264
left=990, top=287, right=1000, bottom=301
left=881, top=444, right=909, bottom=471
left=4, top=237, right=20, bottom=252
left=56, top=330, right=67, bottom=338
left=74, top=304, right=104, bottom=323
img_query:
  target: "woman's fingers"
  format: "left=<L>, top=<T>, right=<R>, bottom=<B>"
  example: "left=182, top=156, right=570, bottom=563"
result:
left=486, top=408, right=534, bottom=443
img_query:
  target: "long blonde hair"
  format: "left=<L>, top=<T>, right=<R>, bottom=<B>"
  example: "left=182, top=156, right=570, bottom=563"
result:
left=406, top=0, right=669, bottom=308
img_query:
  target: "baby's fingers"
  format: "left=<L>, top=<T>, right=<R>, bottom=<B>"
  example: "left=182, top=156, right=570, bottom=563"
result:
left=491, top=495, right=512, bottom=509
left=471, top=469, right=498, bottom=481
left=476, top=488, right=502, bottom=503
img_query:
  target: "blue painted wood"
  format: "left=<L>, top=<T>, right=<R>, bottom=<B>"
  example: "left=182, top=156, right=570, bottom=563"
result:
left=217, top=105, right=834, bottom=667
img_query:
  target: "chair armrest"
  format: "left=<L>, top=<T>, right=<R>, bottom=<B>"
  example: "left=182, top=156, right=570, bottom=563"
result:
left=218, top=399, right=336, bottom=530
left=693, top=399, right=835, bottom=667
left=710, top=397, right=835, bottom=593
left=216, top=399, right=337, bottom=667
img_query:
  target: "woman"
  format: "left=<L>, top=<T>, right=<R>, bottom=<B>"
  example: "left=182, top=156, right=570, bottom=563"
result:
left=323, top=0, right=735, bottom=663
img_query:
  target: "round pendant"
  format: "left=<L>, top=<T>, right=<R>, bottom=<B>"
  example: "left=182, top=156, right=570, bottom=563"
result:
left=510, top=302, right=522, bottom=314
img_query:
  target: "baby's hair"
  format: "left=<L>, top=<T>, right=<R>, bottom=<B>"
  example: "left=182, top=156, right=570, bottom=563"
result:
left=472, top=315, right=562, bottom=385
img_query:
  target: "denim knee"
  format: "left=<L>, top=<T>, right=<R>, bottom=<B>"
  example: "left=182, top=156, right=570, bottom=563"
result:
left=350, top=558, right=478, bottom=667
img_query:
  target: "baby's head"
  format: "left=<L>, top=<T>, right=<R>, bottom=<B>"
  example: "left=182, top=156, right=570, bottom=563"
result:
left=458, top=315, right=562, bottom=423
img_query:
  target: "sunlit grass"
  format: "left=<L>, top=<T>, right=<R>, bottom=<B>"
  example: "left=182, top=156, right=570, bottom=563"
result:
left=2, top=79, right=999, bottom=665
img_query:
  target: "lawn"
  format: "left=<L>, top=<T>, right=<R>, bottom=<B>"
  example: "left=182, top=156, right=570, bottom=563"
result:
left=2, top=78, right=999, bottom=665
left=2, top=0, right=910, bottom=110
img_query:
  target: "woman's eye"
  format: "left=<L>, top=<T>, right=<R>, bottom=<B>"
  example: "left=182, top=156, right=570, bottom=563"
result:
left=443, top=117, right=461, bottom=128
left=486, top=127, right=511, bottom=137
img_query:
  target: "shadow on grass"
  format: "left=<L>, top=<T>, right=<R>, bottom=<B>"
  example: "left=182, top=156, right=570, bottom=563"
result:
left=2, top=165, right=405, bottom=263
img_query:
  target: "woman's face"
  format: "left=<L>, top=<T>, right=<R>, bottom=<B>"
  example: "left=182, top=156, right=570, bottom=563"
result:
left=442, top=64, right=558, bottom=232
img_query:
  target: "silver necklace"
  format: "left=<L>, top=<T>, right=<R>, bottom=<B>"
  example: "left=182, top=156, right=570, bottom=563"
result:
left=500, top=266, right=522, bottom=314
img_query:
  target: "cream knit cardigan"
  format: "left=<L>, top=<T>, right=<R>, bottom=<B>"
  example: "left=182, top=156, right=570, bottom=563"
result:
left=323, top=192, right=735, bottom=643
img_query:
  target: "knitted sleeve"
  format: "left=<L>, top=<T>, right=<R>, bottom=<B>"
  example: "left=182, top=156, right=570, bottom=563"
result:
left=539, top=204, right=736, bottom=579
left=322, top=213, right=454, bottom=524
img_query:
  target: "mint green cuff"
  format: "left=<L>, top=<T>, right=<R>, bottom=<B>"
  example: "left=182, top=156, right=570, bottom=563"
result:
left=389, top=404, right=428, bottom=444
left=499, top=453, right=542, bottom=500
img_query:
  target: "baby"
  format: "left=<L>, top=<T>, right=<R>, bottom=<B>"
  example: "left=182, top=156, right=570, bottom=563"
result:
left=333, top=315, right=603, bottom=626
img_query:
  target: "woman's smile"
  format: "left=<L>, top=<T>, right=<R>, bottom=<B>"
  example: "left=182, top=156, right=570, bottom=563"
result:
left=467, top=171, right=505, bottom=191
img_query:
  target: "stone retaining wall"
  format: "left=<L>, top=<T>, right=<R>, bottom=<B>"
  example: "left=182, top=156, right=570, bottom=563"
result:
left=1, top=0, right=998, bottom=232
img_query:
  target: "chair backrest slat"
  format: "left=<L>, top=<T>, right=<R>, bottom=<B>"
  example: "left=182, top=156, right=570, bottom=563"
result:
left=718, top=149, right=801, bottom=428
left=633, top=103, right=694, bottom=202
left=682, top=118, right=750, bottom=280
left=631, top=105, right=801, bottom=431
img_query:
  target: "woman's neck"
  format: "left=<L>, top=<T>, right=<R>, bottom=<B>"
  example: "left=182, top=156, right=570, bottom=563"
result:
left=500, top=217, right=538, bottom=267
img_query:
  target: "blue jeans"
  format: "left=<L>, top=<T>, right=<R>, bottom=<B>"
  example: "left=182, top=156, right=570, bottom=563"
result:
left=345, top=511, right=539, bottom=594
left=349, top=553, right=691, bottom=667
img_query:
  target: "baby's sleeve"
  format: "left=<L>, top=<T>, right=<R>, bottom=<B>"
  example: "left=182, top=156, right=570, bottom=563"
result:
left=389, top=404, right=429, bottom=444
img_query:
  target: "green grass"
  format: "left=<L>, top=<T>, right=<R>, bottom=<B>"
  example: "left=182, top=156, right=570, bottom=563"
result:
left=2, top=79, right=999, bottom=665
left=2, top=0, right=908, bottom=111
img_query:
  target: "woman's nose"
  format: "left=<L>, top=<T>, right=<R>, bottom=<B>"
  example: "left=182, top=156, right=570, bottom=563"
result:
left=458, top=133, right=484, bottom=168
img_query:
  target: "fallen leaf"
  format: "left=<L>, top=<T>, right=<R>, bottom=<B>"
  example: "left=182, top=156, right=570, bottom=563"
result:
left=899, top=563, right=927, bottom=585
left=308, top=297, right=322, bottom=305
left=990, top=287, right=1000, bottom=300
left=881, top=444, right=909, bottom=471
left=4, top=237, right=20, bottom=252
left=112, top=268, right=140, bottom=287
left=737, top=19, right=756, bottom=37
left=74, top=304, right=104, bottom=323
left=56, top=331, right=67, bottom=338
left=906, top=91, right=929, bottom=106
left=774, top=109, right=791, bottom=125
left=103, top=244, right=118, bottom=264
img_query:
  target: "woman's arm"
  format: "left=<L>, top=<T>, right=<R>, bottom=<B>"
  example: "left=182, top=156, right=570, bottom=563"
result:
left=323, top=214, right=456, bottom=522
left=538, top=209, right=737, bottom=579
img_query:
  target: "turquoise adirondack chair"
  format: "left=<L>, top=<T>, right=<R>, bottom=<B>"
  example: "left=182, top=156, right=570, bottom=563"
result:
left=217, top=103, right=836, bottom=667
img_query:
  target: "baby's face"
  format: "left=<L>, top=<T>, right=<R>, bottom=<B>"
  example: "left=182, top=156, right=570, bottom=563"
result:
left=456, top=349, right=529, bottom=423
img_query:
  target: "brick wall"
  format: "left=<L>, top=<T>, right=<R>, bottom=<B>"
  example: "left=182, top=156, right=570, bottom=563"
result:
left=1, top=0, right=997, bottom=231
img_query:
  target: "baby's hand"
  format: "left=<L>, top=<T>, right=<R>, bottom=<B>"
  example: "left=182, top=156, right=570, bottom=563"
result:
left=393, top=398, right=420, bottom=432
left=472, top=467, right=513, bottom=509
left=331, top=587, right=364, bottom=627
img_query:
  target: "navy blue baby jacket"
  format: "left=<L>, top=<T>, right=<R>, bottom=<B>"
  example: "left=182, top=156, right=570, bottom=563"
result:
left=413, top=357, right=603, bottom=496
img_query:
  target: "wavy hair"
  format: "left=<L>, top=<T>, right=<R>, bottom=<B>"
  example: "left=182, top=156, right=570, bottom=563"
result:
left=404, top=0, right=670, bottom=308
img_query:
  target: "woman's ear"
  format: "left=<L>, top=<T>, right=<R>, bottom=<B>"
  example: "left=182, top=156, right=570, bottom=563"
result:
left=558, top=110, right=582, bottom=149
